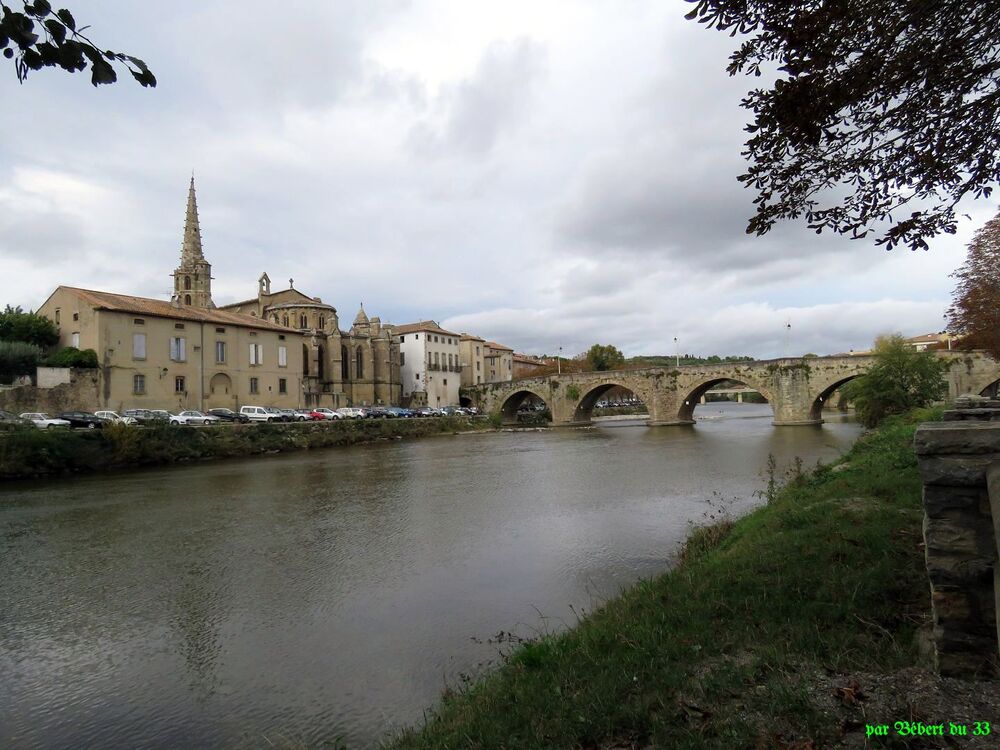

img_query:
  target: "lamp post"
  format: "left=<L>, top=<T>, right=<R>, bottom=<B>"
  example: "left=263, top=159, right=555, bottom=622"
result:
left=557, top=346, right=562, bottom=375
left=674, top=337, right=679, bottom=367
left=785, top=322, right=791, bottom=358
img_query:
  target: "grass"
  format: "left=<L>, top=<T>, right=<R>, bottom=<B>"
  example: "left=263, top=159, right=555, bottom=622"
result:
left=388, top=408, right=941, bottom=749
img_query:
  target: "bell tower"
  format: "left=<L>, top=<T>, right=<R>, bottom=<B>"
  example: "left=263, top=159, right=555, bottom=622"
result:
left=172, top=176, right=214, bottom=308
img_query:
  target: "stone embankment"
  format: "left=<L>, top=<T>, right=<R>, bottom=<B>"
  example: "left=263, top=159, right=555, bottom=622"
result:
left=0, top=417, right=493, bottom=481
left=915, top=396, right=1000, bottom=678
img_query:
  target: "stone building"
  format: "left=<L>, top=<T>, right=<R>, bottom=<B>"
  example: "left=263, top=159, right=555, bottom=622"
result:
left=37, top=179, right=302, bottom=412
left=395, top=321, right=461, bottom=407
left=459, top=334, right=486, bottom=387
left=218, top=279, right=400, bottom=408
left=483, top=341, right=513, bottom=383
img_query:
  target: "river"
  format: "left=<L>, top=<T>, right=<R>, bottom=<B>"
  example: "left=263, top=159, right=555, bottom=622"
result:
left=0, top=403, right=861, bottom=748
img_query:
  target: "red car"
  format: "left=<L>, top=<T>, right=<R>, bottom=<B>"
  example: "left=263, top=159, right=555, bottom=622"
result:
left=296, top=409, right=326, bottom=421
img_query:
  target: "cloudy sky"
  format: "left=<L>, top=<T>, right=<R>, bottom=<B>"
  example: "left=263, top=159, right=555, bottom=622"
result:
left=0, top=1, right=991, bottom=359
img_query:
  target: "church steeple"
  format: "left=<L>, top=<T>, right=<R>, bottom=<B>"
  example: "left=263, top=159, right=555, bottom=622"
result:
left=181, top=175, right=205, bottom=264
left=173, top=175, right=214, bottom=308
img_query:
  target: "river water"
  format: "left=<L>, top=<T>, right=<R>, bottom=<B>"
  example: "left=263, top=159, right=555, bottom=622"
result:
left=0, top=404, right=860, bottom=748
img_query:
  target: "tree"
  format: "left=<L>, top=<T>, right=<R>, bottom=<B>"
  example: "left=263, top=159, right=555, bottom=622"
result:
left=0, top=340, right=42, bottom=383
left=946, top=208, right=1000, bottom=360
left=685, top=1, right=1000, bottom=251
left=44, top=345, right=97, bottom=368
left=584, top=344, right=626, bottom=372
left=0, top=305, right=59, bottom=348
left=840, top=335, right=949, bottom=427
left=1, top=1, right=155, bottom=86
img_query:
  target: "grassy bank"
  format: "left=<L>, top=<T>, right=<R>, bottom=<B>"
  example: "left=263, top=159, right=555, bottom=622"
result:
left=0, top=417, right=492, bottom=480
left=390, top=409, right=950, bottom=749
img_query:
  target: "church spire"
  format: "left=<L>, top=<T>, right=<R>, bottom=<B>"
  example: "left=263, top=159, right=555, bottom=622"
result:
left=173, top=175, right=214, bottom=308
left=181, top=175, right=204, bottom=264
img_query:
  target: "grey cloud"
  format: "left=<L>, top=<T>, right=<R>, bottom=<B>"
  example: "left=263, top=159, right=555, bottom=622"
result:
left=409, top=38, right=547, bottom=156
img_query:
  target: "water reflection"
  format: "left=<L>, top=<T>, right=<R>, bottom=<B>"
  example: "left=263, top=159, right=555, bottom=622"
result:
left=1, top=404, right=859, bottom=748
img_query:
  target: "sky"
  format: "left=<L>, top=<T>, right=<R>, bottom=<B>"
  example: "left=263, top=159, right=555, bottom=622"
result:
left=0, top=0, right=992, bottom=360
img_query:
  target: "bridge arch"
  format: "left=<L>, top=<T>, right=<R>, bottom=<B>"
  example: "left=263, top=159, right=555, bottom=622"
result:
left=677, top=377, right=774, bottom=422
left=973, top=374, right=1000, bottom=399
left=808, top=374, right=864, bottom=422
left=572, top=381, right=651, bottom=424
left=499, top=388, right=551, bottom=425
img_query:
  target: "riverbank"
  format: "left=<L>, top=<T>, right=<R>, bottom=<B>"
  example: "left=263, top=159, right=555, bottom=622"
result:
left=389, top=408, right=999, bottom=748
left=0, top=417, right=494, bottom=480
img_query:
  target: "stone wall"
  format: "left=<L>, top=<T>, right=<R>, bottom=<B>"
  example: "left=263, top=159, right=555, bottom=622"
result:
left=0, top=368, right=100, bottom=415
left=914, top=401, right=1000, bottom=678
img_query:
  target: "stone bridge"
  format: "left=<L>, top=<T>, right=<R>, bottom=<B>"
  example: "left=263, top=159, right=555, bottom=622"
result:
left=463, top=352, right=1000, bottom=428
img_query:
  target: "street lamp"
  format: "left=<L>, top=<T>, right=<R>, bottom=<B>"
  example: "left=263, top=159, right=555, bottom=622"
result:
left=674, top=337, right=679, bottom=367
left=785, top=322, right=792, bottom=358
left=557, top=346, right=562, bottom=375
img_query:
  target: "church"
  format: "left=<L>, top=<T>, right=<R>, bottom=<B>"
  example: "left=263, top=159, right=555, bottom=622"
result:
left=36, top=178, right=401, bottom=411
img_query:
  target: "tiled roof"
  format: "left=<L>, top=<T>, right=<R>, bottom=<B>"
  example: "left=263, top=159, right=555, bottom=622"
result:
left=392, top=320, right=461, bottom=337
left=485, top=341, right=513, bottom=351
left=513, top=353, right=548, bottom=363
left=460, top=333, right=486, bottom=341
left=59, top=286, right=298, bottom=333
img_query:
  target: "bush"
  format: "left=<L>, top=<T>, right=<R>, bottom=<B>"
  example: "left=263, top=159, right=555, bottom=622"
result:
left=841, top=335, right=949, bottom=427
left=44, top=347, right=99, bottom=368
left=0, top=340, right=43, bottom=384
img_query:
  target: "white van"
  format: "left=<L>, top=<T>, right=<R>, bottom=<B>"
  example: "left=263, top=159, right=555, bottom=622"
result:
left=239, top=405, right=277, bottom=422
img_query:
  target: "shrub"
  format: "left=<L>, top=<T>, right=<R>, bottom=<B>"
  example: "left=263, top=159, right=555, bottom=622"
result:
left=0, top=340, right=43, bottom=384
left=44, top=347, right=99, bottom=368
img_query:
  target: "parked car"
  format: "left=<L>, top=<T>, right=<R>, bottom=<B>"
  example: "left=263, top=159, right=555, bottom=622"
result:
left=264, top=407, right=292, bottom=422
left=171, top=410, right=221, bottom=426
left=240, top=405, right=280, bottom=423
left=366, top=406, right=390, bottom=419
left=335, top=407, right=363, bottom=419
left=94, top=410, right=139, bottom=425
left=383, top=406, right=409, bottom=418
left=313, top=407, right=343, bottom=420
left=295, top=409, right=327, bottom=421
left=19, top=412, right=72, bottom=429
left=123, top=408, right=169, bottom=425
left=278, top=408, right=307, bottom=422
left=57, top=411, right=107, bottom=429
left=207, top=408, right=250, bottom=423
left=0, top=410, right=32, bottom=427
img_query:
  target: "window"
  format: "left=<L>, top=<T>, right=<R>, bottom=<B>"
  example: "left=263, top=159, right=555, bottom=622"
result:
left=215, top=327, right=225, bottom=333
left=282, top=315, right=289, bottom=327
left=355, top=347, right=363, bottom=379
left=433, top=335, right=438, bottom=342
left=215, top=341, right=226, bottom=363
left=319, top=316, right=325, bottom=329
left=174, top=323, right=185, bottom=330
left=249, top=343, right=263, bottom=365
left=400, top=352, right=405, bottom=366
left=133, top=374, right=146, bottom=394
left=134, top=318, right=145, bottom=325
left=300, top=314, right=308, bottom=328
left=415, top=334, right=419, bottom=340
left=175, top=376, right=186, bottom=393
left=71, top=332, right=80, bottom=348
left=184, top=276, right=192, bottom=290
left=443, top=379, right=448, bottom=386
left=279, top=334, right=285, bottom=341
left=415, top=373, right=420, bottom=380
left=72, top=312, right=79, bottom=321
left=133, top=333, right=146, bottom=360
left=170, top=336, right=186, bottom=362
left=278, top=345, right=287, bottom=367
left=433, top=352, right=439, bottom=366
left=279, top=378, right=287, bottom=394
left=448, top=353, right=453, bottom=368
left=250, top=377, right=259, bottom=394
left=184, top=294, right=192, bottom=305
left=55, top=309, right=61, bottom=324
left=400, top=335, right=405, bottom=342
left=476, top=361, right=480, bottom=371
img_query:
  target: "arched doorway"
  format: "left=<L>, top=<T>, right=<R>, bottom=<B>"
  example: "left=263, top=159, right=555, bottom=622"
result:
left=208, top=372, right=234, bottom=408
